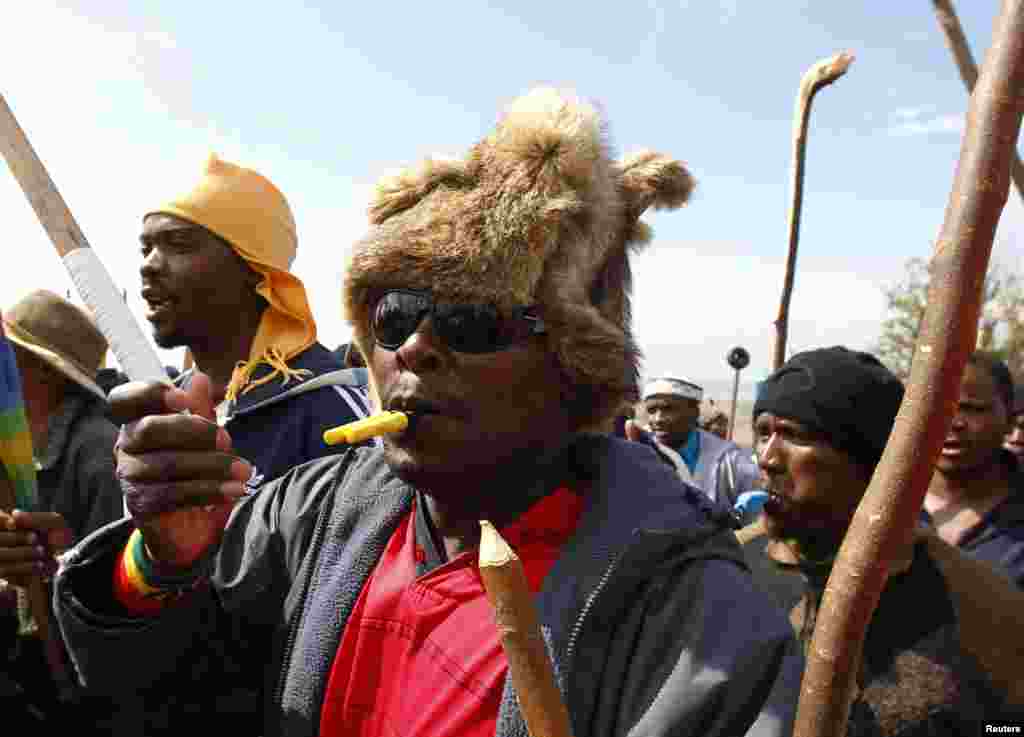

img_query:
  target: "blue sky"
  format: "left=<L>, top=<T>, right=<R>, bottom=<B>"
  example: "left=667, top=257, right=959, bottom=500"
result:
left=1, top=1, right=1021, bottom=398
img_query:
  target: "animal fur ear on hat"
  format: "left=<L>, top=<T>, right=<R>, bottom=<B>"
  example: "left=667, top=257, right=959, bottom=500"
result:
left=616, top=151, right=695, bottom=243
left=490, top=87, right=608, bottom=199
left=369, top=157, right=474, bottom=225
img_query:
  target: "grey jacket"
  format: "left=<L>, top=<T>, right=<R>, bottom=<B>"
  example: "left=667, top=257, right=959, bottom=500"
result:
left=56, top=435, right=801, bottom=737
left=691, top=429, right=762, bottom=508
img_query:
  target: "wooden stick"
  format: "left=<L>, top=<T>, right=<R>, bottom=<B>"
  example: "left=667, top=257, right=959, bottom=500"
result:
left=0, top=93, right=167, bottom=384
left=479, top=521, right=573, bottom=737
left=793, top=3, right=1024, bottom=735
left=932, top=0, right=1024, bottom=204
left=772, top=52, right=854, bottom=370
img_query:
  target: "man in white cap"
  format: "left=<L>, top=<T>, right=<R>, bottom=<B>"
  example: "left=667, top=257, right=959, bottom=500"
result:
left=643, top=375, right=761, bottom=508
left=0, top=289, right=122, bottom=728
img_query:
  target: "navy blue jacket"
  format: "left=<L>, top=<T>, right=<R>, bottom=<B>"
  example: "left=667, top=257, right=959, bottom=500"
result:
left=958, top=469, right=1024, bottom=588
left=181, top=342, right=371, bottom=487
left=920, top=451, right=1024, bottom=588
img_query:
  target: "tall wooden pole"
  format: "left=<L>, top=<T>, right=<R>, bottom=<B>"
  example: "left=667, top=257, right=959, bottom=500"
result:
left=793, top=2, right=1024, bottom=734
left=0, top=93, right=166, bottom=384
left=932, top=0, right=1024, bottom=204
left=772, top=52, right=854, bottom=370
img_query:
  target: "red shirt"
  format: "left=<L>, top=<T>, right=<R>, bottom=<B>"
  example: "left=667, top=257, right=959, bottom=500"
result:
left=319, top=488, right=583, bottom=736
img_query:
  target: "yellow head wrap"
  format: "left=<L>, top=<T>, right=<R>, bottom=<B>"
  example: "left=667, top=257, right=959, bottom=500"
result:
left=150, top=154, right=316, bottom=401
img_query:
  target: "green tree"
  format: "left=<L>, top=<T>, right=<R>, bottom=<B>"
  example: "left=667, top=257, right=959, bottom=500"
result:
left=877, top=257, right=1024, bottom=380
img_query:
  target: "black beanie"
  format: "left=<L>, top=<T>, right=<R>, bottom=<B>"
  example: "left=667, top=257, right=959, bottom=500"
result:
left=753, top=346, right=905, bottom=470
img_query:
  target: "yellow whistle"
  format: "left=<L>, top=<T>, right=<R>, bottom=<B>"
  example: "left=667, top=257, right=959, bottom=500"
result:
left=323, top=411, right=409, bottom=446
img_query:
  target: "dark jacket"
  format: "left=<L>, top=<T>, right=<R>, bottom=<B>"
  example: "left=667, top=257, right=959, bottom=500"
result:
left=36, top=391, right=122, bottom=541
left=918, top=453, right=1024, bottom=588
left=3, top=391, right=121, bottom=728
left=180, top=342, right=371, bottom=486
left=107, top=342, right=374, bottom=735
left=56, top=436, right=802, bottom=737
left=956, top=466, right=1024, bottom=588
left=767, top=535, right=1024, bottom=736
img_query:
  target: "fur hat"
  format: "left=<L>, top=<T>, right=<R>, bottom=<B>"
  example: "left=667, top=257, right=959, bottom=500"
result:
left=344, top=88, right=694, bottom=427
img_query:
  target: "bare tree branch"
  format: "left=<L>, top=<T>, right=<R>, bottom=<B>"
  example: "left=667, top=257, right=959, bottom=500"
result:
left=933, top=0, right=1024, bottom=204
left=772, top=52, right=855, bottom=370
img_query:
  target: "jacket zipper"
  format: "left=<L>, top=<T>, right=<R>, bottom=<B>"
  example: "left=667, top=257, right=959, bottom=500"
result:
left=564, top=549, right=626, bottom=675
left=270, top=488, right=336, bottom=719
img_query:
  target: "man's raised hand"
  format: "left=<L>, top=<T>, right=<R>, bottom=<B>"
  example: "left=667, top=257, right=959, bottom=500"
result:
left=110, top=372, right=252, bottom=571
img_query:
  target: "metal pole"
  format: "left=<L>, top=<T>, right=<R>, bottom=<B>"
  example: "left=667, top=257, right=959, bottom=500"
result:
left=726, top=347, right=751, bottom=443
left=728, top=367, right=741, bottom=441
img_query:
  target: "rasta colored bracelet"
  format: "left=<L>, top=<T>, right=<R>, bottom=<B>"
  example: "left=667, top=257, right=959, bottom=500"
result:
left=122, top=529, right=207, bottom=599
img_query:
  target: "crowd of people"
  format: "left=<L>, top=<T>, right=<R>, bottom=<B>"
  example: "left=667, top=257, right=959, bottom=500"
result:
left=1, top=87, right=1022, bottom=735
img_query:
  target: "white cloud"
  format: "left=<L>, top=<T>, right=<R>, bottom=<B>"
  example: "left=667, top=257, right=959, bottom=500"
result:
left=141, top=30, right=177, bottom=51
left=887, top=110, right=964, bottom=137
left=892, top=106, right=935, bottom=121
left=630, top=241, right=887, bottom=397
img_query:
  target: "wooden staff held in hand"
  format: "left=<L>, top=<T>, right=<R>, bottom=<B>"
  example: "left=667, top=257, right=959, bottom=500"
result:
left=0, top=93, right=167, bottom=384
left=793, top=2, right=1024, bottom=735
left=479, top=521, right=574, bottom=737
left=772, top=51, right=854, bottom=371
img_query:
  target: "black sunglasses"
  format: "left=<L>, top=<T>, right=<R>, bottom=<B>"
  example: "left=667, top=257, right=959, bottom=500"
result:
left=370, top=290, right=546, bottom=354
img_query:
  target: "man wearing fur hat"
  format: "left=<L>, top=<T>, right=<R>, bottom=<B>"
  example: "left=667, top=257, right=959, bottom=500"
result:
left=0, top=290, right=122, bottom=726
left=55, top=89, right=801, bottom=736
left=643, top=376, right=761, bottom=508
left=139, top=154, right=372, bottom=487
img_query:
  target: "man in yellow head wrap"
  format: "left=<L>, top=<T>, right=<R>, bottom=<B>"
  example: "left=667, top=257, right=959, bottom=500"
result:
left=140, top=153, right=370, bottom=475
left=134, top=154, right=373, bottom=733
